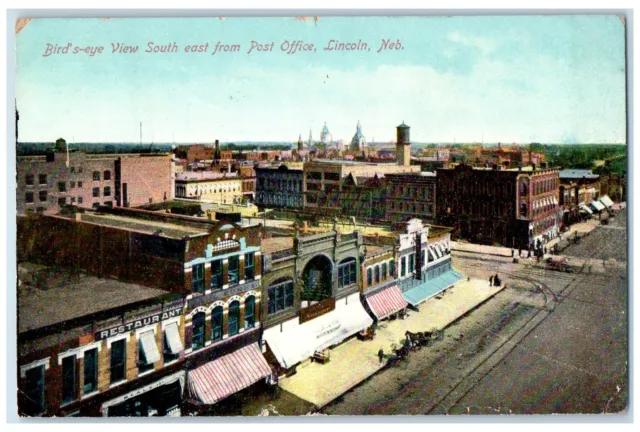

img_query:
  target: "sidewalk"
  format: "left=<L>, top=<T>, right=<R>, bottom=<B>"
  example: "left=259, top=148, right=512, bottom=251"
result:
left=277, top=278, right=506, bottom=408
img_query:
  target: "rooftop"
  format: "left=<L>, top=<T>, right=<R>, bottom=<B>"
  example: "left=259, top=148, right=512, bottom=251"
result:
left=18, top=263, right=169, bottom=334
left=559, top=169, right=600, bottom=179
left=261, top=236, right=294, bottom=254
left=175, top=171, right=238, bottom=181
left=68, top=210, right=209, bottom=239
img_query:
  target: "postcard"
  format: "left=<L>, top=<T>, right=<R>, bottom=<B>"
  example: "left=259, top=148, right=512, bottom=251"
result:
left=13, top=15, right=628, bottom=418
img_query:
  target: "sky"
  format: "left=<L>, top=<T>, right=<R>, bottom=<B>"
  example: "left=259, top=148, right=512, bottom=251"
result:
left=15, top=16, right=627, bottom=144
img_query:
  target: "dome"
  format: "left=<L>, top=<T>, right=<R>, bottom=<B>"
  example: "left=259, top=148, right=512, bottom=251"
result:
left=322, top=122, right=330, bottom=134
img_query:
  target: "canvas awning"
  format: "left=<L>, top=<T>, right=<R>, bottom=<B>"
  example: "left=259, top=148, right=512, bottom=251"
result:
left=402, top=270, right=463, bottom=306
left=187, top=343, right=271, bottom=405
left=139, top=330, right=161, bottom=365
left=599, top=195, right=614, bottom=208
left=590, top=200, right=606, bottom=212
left=579, top=204, right=593, bottom=215
left=164, top=322, right=184, bottom=355
left=364, top=285, right=408, bottom=320
left=263, top=294, right=373, bottom=369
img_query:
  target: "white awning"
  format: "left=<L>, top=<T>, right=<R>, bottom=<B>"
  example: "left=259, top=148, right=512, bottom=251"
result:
left=164, top=322, right=184, bottom=355
left=587, top=187, right=597, bottom=193
left=580, top=204, right=593, bottom=215
left=591, top=200, right=606, bottom=212
left=433, top=245, right=442, bottom=259
left=139, top=330, right=161, bottom=364
left=263, top=293, right=373, bottom=369
left=599, top=195, right=614, bottom=208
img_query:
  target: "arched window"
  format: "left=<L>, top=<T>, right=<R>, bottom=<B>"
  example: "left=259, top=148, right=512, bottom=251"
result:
left=367, top=268, right=372, bottom=286
left=381, top=262, right=388, bottom=280
left=244, top=296, right=256, bottom=329
left=374, top=265, right=380, bottom=284
left=211, top=306, right=223, bottom=342
left=228, top=301, right=240, bottom=336
left=192, top=312, right=205, bottom=350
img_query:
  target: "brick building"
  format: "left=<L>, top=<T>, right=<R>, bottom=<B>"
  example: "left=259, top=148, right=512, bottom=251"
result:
left=17, top=263, right=186, bottom=417
left=384, top=172, right=437, bottom=226
left=559, top=169, right=602, bottom=224
left=174, top=171, right=245, bottom=204
left=17, top=139, right=171, bottom=215
left=436, top=164, right=561, bottom=249
left=255, top=164, right=305, bottom=209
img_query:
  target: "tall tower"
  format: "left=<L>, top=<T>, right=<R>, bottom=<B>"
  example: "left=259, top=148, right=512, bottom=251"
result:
left=350, top=121, right=365, bottom=151
left=297, top=133, right=304, bottom=152
left=320, top=122, right=330, bottom=144
left=396, top=122, right=411, bottom=166
left=308, top=129, right=313, bottom=148
left=214, top=139, right=221, bottom=161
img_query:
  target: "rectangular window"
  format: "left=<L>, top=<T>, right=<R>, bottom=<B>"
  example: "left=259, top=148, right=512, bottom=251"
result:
left=137, top=331, right=158, bottom=374
left=210, top=260, right=223, bottom=289
left=401, top=257, right=406, bottom=277
left=110, top=339, right=126, bottom=384
left=25, top=192, right=34, bottom=203
left=92, top=187, right=100, bottom=198
left=191, top=313, right=205, bottom=350
left=409, top=253, right=415, bottom=274
left=268, top=281, right=294, bottom=314
left=228, top=255, right=239, bottom=284
left=61, top=355, right=76, bottom=404
left=25, top=174, right=34, bottom=185
left=58, top=197, right=66, bottom=207
left=78, top=197, right=83, bottom=204
left=192, top=263, right=204, bottom=293
left=390, top=260, right=395, bottom=277
left=83, top=348, right=98, bottom=395
left=93, top=171, right=100, bottom=181
left=70, top=181, right=75, bottom=189
left=104, top=170, right=111, bottom=181
left=24, top=365, right=45, bottom=416
left=163, top=323, right=183, bottom=363
left=78, top=167, right=83, bottom=173
left=39, top=174, right=47, bottom=185
left=244, top=253, right=255, bottom=280
left=211, top=309, right=223, bottom=342
left=58, top=182, right=66, bottom=192
left=39, top=190, right=48, bottom=202
left=104, top=186, right=111, bottom=197
left=70, top=167, right=75, bottom=173
left=78, top=181, right=83, bottom=188
left=338, top=259, right=357, bottom=287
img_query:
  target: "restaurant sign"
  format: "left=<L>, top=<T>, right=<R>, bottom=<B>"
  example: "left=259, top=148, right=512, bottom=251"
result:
left=96, top=306, right=183, bottom=340
left=299, top=297, right=335, bottom=324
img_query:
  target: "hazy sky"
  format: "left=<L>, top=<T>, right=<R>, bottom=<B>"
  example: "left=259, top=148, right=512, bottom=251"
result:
left=16, top=16, right=626, bottom=144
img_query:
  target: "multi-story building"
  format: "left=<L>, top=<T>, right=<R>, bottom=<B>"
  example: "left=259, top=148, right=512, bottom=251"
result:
left=338, top=173, right=388, bottom=221
left=559, top=169, right=602, bottom=224
left=436, top=163, right=562, bottom=249
left=17, top=139, right=172, bottom=215
left=174, top=171, right=244, bottom=204
left=255, top=164, right=305, bottom=209
left=18, top=208, right=273, bottom=413
left=384, top=172, right=437, bottom=226
left=259, top=228, right=372, bottom=375
left=360, top=244, right=407, bottom=323
left=17, top=263, right=186, bottom=417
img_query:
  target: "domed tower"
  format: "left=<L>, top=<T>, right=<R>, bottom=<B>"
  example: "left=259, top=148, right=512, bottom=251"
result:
left=396, top=122, right=411, bottom=166
left=320, top=122, right=330, bottom=144
left=350, top=121, right=365, bottom=151
left=297, top=133, right=304, bottom=152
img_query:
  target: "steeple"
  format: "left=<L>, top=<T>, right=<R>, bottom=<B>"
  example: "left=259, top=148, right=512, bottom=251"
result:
left=297, top=133, right=303, bottom=152
left=308, top=129, right=313, bottom=147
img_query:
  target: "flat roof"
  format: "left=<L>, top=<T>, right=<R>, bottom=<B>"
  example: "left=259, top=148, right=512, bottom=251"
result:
left=308, top=159, right=400, bottom=166
left=261, top=236, right=294, bottom=254
left=76, top=211, right=208, bottom=239
left=18, top=263, right=168, bottom=333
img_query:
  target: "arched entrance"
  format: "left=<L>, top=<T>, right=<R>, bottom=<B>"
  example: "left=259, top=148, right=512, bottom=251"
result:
left=301, top=255, right=333, bottom=305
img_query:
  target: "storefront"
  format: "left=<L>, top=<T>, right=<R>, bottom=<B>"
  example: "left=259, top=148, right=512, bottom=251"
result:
left=590, top=200, right=606, bottom=213
left=263, top=292, right=373, bottom=370
left=101, top=371, right=185, bottom=417
left=364, top=283, right=408, bottom=321
left=402, top=263, right=463, bottom=307
left=599, top=195, right=614, bottom=209
left=186, top=343, right=272, bottom=406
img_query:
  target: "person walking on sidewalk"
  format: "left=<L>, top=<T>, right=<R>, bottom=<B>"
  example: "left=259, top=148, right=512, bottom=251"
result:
left=489, top=275, right=494, bottom=286
left=378, top=348, right=385, bottom=365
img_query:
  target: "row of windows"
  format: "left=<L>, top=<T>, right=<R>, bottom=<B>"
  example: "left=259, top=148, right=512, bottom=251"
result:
left=191, top=253, right=255, bottom=293
left=58, top=181, right=84, bottom=191
left=23, top=324, right=180, bottom=416
left=366, top=260, right=395, bottom=286
left=24, top=170, right=111, bottom=187
left=93, top=186, right=111, bottom=197
left=24, top=174, right=48, bottom=186
left=25, top=191, right=48, bottom=203
left=267, top=280, right=295, bottom=315
left=93, top=170, right=111, bottom=181
left=191, top=297, right=256, bottom=350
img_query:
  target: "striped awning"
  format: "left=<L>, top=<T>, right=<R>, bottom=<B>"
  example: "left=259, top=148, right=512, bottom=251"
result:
left=365, top=285, right=408, bottom=320
left=187, top=343, right=271, bottom=405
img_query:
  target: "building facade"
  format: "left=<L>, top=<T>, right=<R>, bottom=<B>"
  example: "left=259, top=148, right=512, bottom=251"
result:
left=384, top=172, right=437, bottom=226
left=174, top=171, right=245, bottom=204
left=17, top=140, right=171, bottom=215
left=255, top=164, right=304, bottom=209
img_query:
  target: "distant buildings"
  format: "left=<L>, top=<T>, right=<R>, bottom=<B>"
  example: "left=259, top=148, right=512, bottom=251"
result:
left=436, top=163, right=562, bottom=249
left=350, top=121, right=366, bottom=151
left=175, top=171, right=244, bottom=204
left=255, top=164, right=304, bottom=209
left=16, top=138, right=172, bottom=216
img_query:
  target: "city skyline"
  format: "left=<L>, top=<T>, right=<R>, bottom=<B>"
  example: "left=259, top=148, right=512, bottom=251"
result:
left=16, top=16, right=626, bottom=144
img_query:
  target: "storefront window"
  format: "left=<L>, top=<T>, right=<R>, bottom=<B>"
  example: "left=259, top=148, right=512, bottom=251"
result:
left=268, top=280, right=294, bottom=314
left=244, top=296, right=256, bottom=329
left=211, top=307, right=223, bottom=342
left=192, top=313, right=205, bottom=350
left=83, top=348, right=98, bottom=395
left=228, top=301, right=240, bottom=336
left=110, top=339, right=126, bottom=384
left=61, top=355, right=76, bottom=404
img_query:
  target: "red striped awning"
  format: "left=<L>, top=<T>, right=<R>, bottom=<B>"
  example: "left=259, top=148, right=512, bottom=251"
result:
left=187, top=343, right=271, bottom=405
left=365, top=285, right=408, bottom=320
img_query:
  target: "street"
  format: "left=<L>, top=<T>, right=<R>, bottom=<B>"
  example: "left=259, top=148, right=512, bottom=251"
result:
left=321, top=210, right=628, bottom=415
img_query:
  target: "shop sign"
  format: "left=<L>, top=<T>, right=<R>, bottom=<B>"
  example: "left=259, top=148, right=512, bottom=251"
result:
left=96, top=307, right=183, bottom=340
left=299, top=297, right=335, bottom=324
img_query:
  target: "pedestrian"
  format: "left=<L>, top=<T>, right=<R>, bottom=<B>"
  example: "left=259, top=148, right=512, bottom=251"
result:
left=489, top=275, right=494, bottom=286
left=378, top=348, right=385, bottom=365
left=494, top=273, right=499, bottom=286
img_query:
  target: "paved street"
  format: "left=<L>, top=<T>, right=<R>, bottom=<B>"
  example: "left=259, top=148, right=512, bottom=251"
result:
left=321, top=215, right=628, bottom=415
